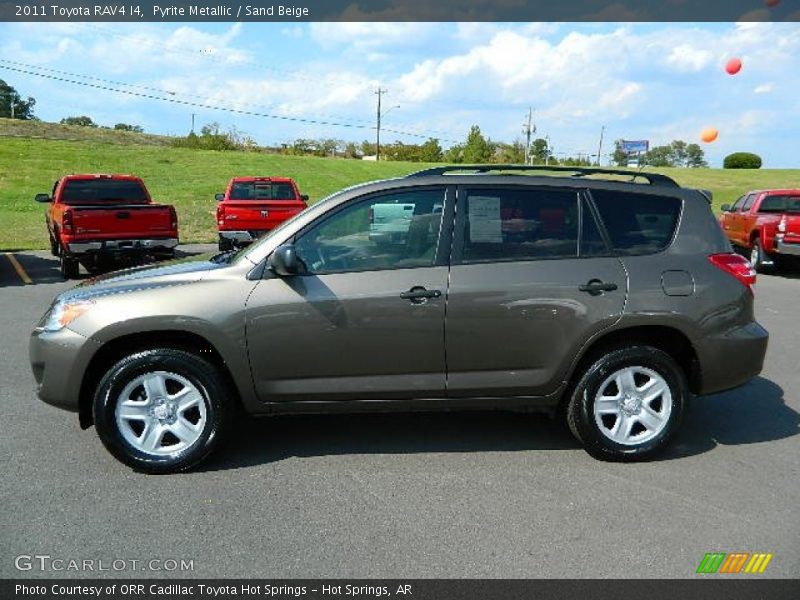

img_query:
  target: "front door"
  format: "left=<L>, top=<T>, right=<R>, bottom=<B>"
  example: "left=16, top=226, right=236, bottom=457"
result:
left=245, top=186, right=452, bottom=402
left=445, top=185, right=628, bottom=398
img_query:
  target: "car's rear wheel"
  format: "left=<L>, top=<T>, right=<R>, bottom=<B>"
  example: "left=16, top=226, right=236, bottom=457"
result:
left=49, top=234, right=59, bottom=257
left=566, top=346, right=687, bottom=461
left=93, top=348, right=233, bottom=473
left=59, top=252, right=79, bottom=279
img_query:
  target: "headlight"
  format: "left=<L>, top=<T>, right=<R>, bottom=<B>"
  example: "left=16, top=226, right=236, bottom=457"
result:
left=42, top=299, right=95, bottom=332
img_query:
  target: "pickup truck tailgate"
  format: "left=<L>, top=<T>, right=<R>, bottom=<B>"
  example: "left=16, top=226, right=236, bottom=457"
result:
left=71, top=204, right=175, bottom=239
left=220, top=200, right=304, bottom=231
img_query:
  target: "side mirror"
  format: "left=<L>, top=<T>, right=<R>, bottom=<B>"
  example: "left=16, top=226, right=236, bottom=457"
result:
left=720, top=204, right=731, bottom=212
left=269, top=244, right=300, bottom=277
left=300, top=194, right=309, bottom=203
left=215, top=193, right=225, bottom=202
left=35, top=193, right=51, bottom=203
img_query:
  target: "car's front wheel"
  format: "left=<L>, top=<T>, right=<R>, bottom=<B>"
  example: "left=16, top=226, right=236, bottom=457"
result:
left=566, top=346, right=688, bottom=461
left=93, top=348, right=233, bottom=473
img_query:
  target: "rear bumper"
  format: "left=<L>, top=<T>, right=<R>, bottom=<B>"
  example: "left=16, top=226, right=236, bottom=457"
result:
left=67, top=237, right=178, bottom=254
left=696, top=321, right=769, bottom=395
left=29, top=326, right=100, bottom=412
left=775, top=238, right=800, bottom=256
left=219, top=230, right=269, bottom=244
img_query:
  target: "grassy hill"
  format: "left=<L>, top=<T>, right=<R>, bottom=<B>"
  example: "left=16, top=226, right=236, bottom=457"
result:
left=2, top=127, right=799, bottom=251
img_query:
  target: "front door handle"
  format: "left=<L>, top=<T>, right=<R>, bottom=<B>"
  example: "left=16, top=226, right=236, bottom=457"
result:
left=400, top=286, right=442, bottom=304
left=579, top=279, right=618, bottom=296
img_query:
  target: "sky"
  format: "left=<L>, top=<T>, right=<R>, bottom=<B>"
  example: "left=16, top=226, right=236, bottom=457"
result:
left=1, top=21, right=799, bottom=167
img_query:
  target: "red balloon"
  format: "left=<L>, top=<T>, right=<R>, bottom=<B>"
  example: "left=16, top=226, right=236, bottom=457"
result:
left=765, top=0, right=780, bottom=7
left=725, top=58, right=742, bottom=75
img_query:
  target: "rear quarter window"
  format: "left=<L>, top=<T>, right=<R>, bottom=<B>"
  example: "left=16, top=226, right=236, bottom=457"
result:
left=590, top=189, right=682, bottom=256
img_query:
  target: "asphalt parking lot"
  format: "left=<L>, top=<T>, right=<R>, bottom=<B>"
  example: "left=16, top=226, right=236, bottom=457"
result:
left=1, top=246, right=798, bottom=579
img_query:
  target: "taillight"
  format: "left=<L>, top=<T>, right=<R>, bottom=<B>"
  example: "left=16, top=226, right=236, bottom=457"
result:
left=62, top=209, right=74, bottom=234
left=778, top=215, right=787, bottom=233
left=169, top=206, right=178, bottom=231
left=216, top=205, right=225, bottom=226
left=708, top=253, right=756, bottom=292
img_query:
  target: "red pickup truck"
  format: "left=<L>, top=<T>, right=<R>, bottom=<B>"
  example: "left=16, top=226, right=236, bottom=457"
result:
left=719, top=189, right=800, bottom=272
left=215, top=177, right=308, bottom=251
left=36, top=174, right=178, bottom=279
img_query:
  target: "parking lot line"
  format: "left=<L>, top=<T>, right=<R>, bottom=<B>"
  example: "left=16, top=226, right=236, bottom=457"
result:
left=5, top=252, right=33, bottom=284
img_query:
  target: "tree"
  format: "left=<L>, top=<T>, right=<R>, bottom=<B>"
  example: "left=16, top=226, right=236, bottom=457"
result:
left=60, top=116, right=98, bottom=127
left=493, top=141, right=525, bottom=164
left=419, top=138, right=443, bottom=162
left=443, top=144, right=464, bottom=163
left=670, top=140, right=688, bottom=166
left=685, top=144, right=708, bottom=168
left=724, top=152, right=762, bottom=169
left=611, top=140, right=628, bottom=167
left=530, top=138, right=550, bottom=164
left=0, top=79, right=36, bottom=120
left=114, top=123, right=144, bottom=133
left=643, top=145, right=674, bottom=167
left=462, top=125, right=492, bottom=163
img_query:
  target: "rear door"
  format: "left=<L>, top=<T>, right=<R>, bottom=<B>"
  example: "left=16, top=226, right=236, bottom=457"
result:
left=223, top=180, right=305, bottom=231
left=445, top=185, right=627, bottom=398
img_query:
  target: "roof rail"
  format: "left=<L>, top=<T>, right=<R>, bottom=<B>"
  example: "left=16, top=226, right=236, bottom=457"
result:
left=405, top=164, right=680, bottom=188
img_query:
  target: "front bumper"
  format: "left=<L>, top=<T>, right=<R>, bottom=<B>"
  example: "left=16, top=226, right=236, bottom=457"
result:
left=695, top=321, right=769, bottom=395
left=775, top=239, right=800, bottom=257
left=29, top=326, right=100, bottom=412
left=67, top=238, right=178, bottom=254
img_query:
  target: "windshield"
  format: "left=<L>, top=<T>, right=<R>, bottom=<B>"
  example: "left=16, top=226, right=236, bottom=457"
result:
left=759, top=195, right=800, bottom=213
left=229, top=181, right=297, bottom=201
left=62, top=179, right=148, bottom=204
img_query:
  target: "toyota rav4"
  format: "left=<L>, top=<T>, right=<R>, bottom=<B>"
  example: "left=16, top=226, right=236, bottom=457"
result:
left=30, top=165, right=769, bottom=473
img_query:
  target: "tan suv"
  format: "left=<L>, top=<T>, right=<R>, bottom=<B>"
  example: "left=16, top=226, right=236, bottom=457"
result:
left=30, top=166, right=769, bottom=473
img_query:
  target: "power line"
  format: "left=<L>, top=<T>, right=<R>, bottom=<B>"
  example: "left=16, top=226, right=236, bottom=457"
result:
left=0, top=63, right=459, bottom=143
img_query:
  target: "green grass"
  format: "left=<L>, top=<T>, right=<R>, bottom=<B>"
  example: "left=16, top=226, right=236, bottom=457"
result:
left=1, top=131, right=799, bottom=250
left=0, top=136, right=430, bottom=250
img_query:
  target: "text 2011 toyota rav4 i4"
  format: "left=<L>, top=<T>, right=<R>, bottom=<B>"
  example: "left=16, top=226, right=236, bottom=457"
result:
left=30, top=166, right=769, bottom=473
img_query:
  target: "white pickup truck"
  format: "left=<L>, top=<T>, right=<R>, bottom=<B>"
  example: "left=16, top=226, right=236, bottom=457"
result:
left=369, top=202, right=441, bottom=244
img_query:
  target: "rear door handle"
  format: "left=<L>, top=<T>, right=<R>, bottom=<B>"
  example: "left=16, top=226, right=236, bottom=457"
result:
left=400, top=286, right=442, bottom=303
left=579, top=279, right=618, bottom=296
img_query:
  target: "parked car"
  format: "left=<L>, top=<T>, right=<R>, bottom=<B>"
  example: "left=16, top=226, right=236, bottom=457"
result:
left=215, top=177, right=308, bottom=251
left=30, top=165, right=768, bottom=473
left=719, top=189, right=800, bottom=272
left=369, top=200, right=442, bottom=245
left=35, top=174, right=178, bottom=279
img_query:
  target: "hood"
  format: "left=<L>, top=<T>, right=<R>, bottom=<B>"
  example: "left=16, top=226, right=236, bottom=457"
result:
left=60, top=255, right=224, bottom=302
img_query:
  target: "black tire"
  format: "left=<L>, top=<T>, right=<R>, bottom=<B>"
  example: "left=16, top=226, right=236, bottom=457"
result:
left=93, top=348, right=233, bottom=474
left=49, top=234, right=59, bottom=257
left=59, top=252, right=79, bottom=279
left=218, top=235, right=234, bottom=252
left=566, top=346, right=688, bottom=462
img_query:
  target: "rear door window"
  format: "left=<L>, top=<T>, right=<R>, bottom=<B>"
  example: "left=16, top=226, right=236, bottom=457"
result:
left=459, top=188, right=579, bottom=263
left=590, top=189, right=682, bottom=256
left=61, top=179, right=148, bottom=204
left=759, top=195, right=800, bottom=213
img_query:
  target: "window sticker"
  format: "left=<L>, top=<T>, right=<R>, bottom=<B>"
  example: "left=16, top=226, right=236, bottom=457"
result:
left=468, top=196, right=502, bottom=243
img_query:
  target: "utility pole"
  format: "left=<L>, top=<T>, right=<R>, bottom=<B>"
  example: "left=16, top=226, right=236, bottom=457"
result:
left=544, top=135, right=551, bottom=166
left=522, top=107, right=535, bottom=164
left=191, top=113, right=195, bottom=134
left=596, top=125, right=606, bottom=166
left=374, top=87, right=387, bottom=161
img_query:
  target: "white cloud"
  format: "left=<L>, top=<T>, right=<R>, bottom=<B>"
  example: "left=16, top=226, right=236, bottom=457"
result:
left=754, top=83, right=774, bottom=94
left=665, top=44, right=714, bottom=73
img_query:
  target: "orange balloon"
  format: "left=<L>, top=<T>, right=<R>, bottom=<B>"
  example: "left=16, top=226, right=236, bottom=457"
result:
left=701, top=127, right=719, bottom=143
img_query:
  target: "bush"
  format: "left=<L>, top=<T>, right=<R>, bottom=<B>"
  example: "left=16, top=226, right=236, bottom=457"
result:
left=723, top=152, right=762, bottom=169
